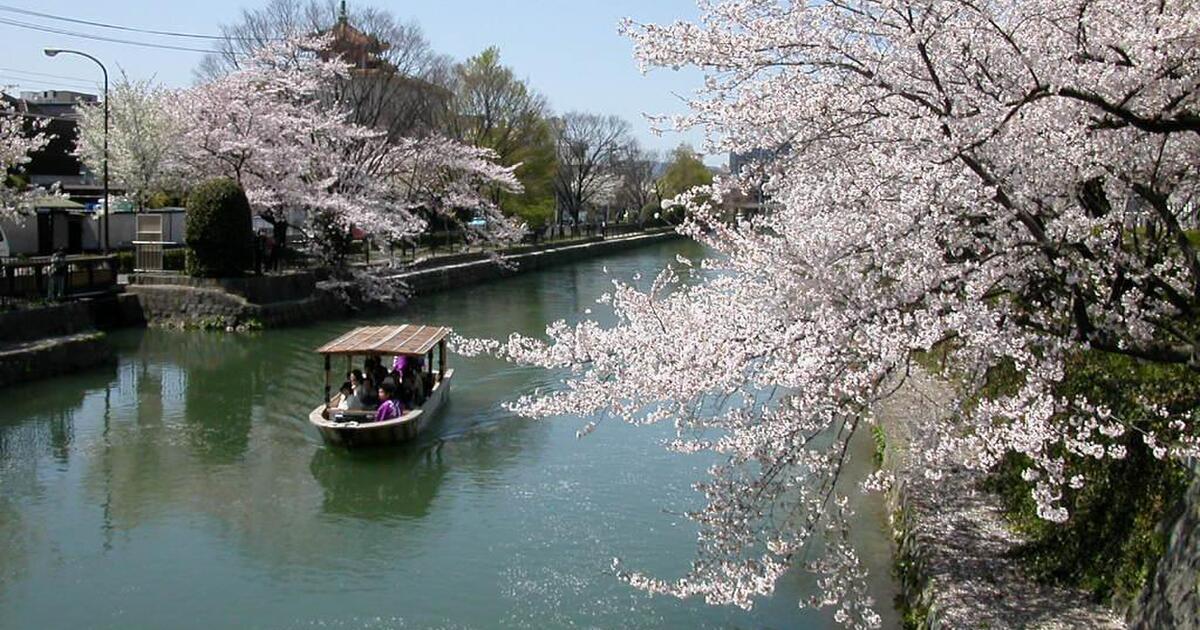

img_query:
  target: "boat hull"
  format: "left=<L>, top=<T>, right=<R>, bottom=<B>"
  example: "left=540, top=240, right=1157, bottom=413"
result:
left=308, top=369, right=454, bottom=447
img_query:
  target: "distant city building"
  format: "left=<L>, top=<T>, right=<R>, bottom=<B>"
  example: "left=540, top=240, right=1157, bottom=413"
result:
left=3, top=89, right=109, bottom=203
left=317, top=1, right=451, bottom=138
left=727, top=148, right=781, bottom=218
left=1, top=89, right=122, bottom=255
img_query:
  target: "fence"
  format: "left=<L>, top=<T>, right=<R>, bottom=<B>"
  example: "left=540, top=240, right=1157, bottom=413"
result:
left=0, top=255, right=118, bottom=301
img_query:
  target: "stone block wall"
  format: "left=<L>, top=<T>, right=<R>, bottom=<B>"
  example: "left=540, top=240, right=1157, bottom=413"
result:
left=0, top=332, right=113, bottom=388
left=1129, top=465, right=1200, bottom=629
left=0, top=302, right=95, bottom=343
left=128, top=271, right=319, bottom=304
left=392, top=231, right=679, bottom=297
left=122, top=230, right=679, bottom=329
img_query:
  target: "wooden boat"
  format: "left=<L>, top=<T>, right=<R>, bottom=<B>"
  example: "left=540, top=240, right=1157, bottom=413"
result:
left=309, top=324, right=454, bottom=447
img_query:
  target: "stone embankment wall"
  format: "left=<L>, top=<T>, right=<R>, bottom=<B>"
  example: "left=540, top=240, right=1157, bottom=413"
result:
left=876, top=368, right=1125, bottom=629
left=128, top=231, right=680, bottom=329
left=394, top=231, right=677, bottom=295
left=126, top=271, right=342, bottom=329
left=0, top=302, right=114, bottom=388
left=1129, top=465, right=1200, bottom=629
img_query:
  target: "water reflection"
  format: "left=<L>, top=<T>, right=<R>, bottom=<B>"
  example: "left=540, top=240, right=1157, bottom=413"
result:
left=0, top=240, right=899, bottom=629
left=310, top=446, right=447, bottom=521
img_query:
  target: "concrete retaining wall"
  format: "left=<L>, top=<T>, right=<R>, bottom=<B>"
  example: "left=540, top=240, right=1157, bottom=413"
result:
left=125, top=283, right=344, bottom=329
left=0, top=301, right=95, bottom=342
left=125, top=230, right=680, bottom=329
left=127, top=271, right=320, bottom=304
left=393, top=231, right=679, bottom=296
left=0, top=302, right=115, bottom=388
left=0, top=332, right=112, bottom=388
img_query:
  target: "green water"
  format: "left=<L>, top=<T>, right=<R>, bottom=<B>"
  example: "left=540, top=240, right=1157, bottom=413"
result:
left=0, top=240, right=898, bottom=629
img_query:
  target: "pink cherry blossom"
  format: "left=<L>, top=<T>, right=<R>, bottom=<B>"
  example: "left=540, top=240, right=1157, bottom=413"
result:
left=466, top=1, right=1200, bottom=626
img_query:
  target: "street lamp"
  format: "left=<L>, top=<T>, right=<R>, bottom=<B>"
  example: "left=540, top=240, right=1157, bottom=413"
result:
left=44, top=48, right=109, bottom=253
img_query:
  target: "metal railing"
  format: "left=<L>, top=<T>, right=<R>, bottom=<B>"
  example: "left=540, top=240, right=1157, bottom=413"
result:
left=0, top=254, right=118, bottom=300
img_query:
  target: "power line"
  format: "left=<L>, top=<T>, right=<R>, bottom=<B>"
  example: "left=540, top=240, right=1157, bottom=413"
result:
left=0, top=16, right=224, bottom=54
left=0, top=4, right=285, bottom=43
left=0, top=75, right=97, bottom=91
left=0, top=3, right=234, bottom=41
left=0, top=70, right=97, bottom=89
left=0, top=67, right=96, bottom=84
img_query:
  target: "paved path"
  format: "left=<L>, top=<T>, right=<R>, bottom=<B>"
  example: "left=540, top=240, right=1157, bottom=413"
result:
left=877, top=368, right=1126, bottom=629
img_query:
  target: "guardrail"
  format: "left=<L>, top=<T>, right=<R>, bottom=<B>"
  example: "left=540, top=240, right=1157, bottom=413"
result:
left=0, top=254, right=118, bottom=300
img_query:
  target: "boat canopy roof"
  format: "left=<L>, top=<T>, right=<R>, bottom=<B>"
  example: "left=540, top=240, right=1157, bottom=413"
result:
left=316, top=324, right=451, bottom=357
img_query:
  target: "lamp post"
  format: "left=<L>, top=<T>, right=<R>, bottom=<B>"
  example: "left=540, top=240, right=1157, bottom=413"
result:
left=44, top=48, right=108, bottom=253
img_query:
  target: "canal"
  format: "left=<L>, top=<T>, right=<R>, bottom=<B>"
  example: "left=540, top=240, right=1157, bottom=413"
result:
left=0, top=239, right=898, bottom=628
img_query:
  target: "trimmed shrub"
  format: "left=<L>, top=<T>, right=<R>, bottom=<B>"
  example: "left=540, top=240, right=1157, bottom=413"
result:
left=116, top=250, right=135, bottom=274
left=185, top=178, right=253, bottom=277
left=163, top=247, right=186, bottom=271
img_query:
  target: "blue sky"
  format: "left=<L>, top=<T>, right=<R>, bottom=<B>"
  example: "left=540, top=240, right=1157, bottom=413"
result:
left=0, top=0, right=723, bottom=164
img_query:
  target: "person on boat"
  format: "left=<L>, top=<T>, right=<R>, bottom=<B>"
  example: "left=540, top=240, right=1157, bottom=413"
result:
left=337, top=380, right=365, bottom=411
left=347, top=369, right=372, bottom=405
left=365, top=356, right=389, bottom=393
left=374, top=381, right=403, bottom=422
left=401, top=361, right=425, bottom=406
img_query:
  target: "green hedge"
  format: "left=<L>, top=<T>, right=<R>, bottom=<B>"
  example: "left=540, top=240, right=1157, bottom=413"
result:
left=116, top=248, right=186, bottom=273
left=185, top=178, right=253, bottom=278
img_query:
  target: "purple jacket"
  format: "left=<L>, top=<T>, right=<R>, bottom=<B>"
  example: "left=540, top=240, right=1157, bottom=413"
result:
left=375, top=399, right=402, bottom=422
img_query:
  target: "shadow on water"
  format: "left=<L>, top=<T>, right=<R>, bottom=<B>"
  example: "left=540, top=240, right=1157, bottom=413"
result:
left=0, top=239, right=900, bottom=629
left=310, top=444, right=448, bottom=522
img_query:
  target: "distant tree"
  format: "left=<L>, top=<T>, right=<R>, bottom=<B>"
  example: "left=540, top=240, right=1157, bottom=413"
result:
left=614, top=142, right=659, bottom=222
left=76, top=73, right=179, bottom=211
left=553, top=112, right=631, bottom=225
left=656, top=144, right=712, bottom=221
left=450, top=47, right=557, bottom=228
left=178, top=36, right=523, bottom=267
left=200, top=0, right=454, bottom=139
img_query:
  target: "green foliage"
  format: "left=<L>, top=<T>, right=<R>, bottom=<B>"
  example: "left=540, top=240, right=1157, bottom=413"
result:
left=116, top=250, right=133, bottom=274
left=452, top=47, right=557, bottom=228
left=146, top=190, right=185, bottom=209
left=657, top=144, right=714, bottom=220
left=164, top=248, right=186, bottom=271
left=872, top=424, right=888, bottom=467
left=115, top=247, right=185, bottom=274
left=184, top=178, right=253, bottom=278
left=985, top=351, right=1197, bottom=606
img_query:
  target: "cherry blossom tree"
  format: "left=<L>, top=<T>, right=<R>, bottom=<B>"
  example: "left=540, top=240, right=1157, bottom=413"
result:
left=0, top=104, right=49, bottom=216
left=175, top=36, right=523, bottom=266
left=76, top=73, right=180, bottom=211
left=467, top=1, right=1200, bottom=626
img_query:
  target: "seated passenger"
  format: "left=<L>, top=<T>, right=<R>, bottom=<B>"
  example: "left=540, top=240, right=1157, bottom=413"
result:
left=348, top=369, right=369, bottom=399
left=401, top=363, right=425, bottom=406
left=338, top=381, right=365, bottom=411
left=374, top=382, right=403, bottom=422
left=353, top=369, right=380, bottom=407
left=365, top=357, right=389, bottom=393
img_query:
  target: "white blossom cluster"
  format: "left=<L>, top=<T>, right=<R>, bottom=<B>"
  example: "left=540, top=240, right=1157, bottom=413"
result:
left=73, top=36, right=525, bottom=262
left=173, top=36, right=526, bottom=252
left=474, top=1, right=1200, bottom=626
left=0, top=107, right=49, bottom=216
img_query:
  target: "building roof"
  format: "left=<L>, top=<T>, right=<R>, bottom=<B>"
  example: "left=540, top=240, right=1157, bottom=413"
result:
left=28, top=196, right=85, bottom=210
left=320, top=5, right=393, bottom=72
left=317, top=324, right=451, bottom=356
